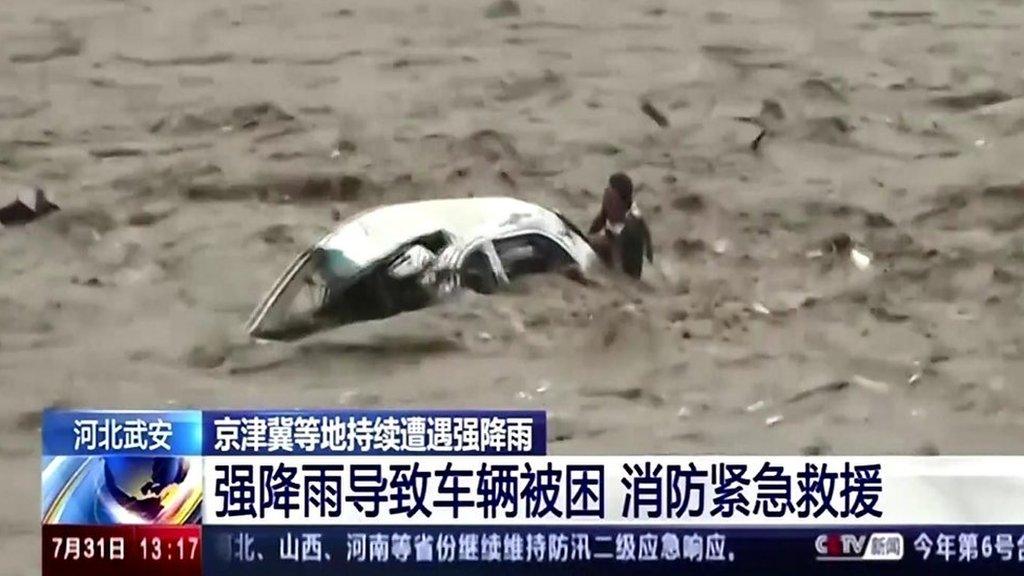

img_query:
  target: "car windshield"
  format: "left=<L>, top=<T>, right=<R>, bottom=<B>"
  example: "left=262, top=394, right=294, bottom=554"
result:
left=248, top=232, right=451, bottom=340
left=246, top=247, right=365, bottom=340
left=317, top=248, right=361, bottom=282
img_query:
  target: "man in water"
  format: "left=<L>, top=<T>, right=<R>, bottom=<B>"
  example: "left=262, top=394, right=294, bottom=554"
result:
left=588, top=172, right=654, bottom=279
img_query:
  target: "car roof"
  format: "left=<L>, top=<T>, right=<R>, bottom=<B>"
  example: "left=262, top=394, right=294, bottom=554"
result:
left=316, top=196, right=570, bottom=266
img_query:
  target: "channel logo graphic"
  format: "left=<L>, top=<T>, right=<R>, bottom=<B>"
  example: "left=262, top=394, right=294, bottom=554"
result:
left=815, top=532, right=904, bottom=561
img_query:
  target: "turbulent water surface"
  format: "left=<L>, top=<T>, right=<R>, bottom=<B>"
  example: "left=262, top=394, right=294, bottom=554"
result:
left=3, top=0, right=1024, bottom=573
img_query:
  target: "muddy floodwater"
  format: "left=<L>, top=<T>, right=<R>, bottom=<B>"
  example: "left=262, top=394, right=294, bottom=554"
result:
left=3, top=0, right=1024, bottom=573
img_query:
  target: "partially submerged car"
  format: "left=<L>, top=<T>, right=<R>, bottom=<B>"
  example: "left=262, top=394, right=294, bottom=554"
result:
left=246, top=197, right=601, bottom=340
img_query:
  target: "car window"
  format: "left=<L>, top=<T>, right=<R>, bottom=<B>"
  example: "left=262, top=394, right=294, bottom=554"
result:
left=493, top=233, right=574, bottom=279
left=459, top=248, right=498, bottom=294
left=314, top=247, right=361, bottom=282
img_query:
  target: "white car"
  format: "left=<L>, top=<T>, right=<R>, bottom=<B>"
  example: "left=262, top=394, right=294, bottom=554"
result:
left=246, top=197, right=601, bottom=340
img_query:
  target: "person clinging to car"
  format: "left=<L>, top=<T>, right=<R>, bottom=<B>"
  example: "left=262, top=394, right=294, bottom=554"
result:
left=587, top=172, right=654, bottom=279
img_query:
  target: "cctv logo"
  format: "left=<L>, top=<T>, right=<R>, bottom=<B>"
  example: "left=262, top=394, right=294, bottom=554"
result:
left=815, top=533, right=903, bottom=561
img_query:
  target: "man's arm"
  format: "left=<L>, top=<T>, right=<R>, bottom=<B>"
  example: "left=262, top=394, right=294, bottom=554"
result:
left=642, top=218, right=654, bottom=262
left=588, top=205, right=606, bottom=234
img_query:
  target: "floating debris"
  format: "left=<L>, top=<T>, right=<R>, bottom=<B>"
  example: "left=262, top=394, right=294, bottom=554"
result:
left=712, top=239, right=730, bottom=254
left=676, top=405, right=692, bottom=419
left=786, top=381, right=849, bottom=404
left=751, top=128, right=767, bottom=151
left=906, top=360, right=924, bottom=386
left=850, top=246, right=872, bottom=270
left=764, top=414, right=784, bottom=427
left=640, top=98, right=670, bottom=128
left=750, top=302, right=772, bottom=315
left=821, top=233, right=873, bottom=270
left=0, top=187, right=59, bottom=227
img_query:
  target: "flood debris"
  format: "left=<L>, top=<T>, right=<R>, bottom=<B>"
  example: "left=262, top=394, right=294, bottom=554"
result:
left=640, top=98, right=670, bottom=128
left=0, top=188, right=59, bottom=227
left=821, top=233, right=873, bottom=270
left=908, top=361, right=924, bottom=386
left=850, top=246, right=872, bottom=270
left=786, top=380, right=850, bottom=404
left=750, top=127, right=767, bottom=151
left=931, top=89, right=1012, bottom=112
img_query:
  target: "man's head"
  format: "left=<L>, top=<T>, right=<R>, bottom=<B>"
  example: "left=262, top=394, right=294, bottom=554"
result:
left=608, top=172, right=633, bottom=204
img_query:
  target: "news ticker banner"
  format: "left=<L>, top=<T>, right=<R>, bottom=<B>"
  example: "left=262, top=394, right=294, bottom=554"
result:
left=40, top=409, right=1024, bottom=576
left=41, top=409, right=543, bottom=576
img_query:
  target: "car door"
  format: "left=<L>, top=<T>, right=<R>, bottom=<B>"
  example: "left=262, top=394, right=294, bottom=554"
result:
left=450, top=239, right=508, bottom=294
